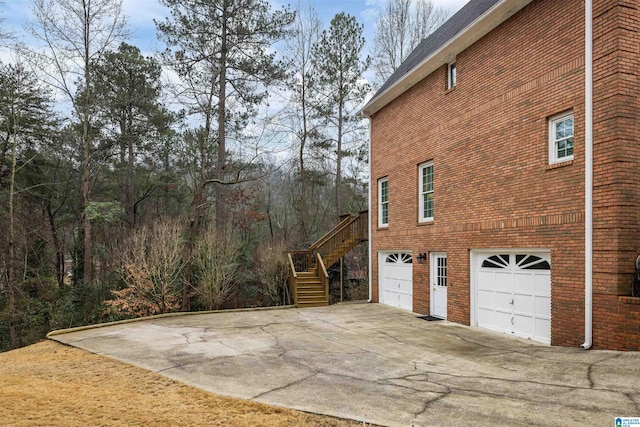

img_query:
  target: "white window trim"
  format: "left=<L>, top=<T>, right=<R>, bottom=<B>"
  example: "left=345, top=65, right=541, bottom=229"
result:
left=548, top=111, right=574, bottom=164
left=378, top=177, right=389, bottom=228
left=418, top=161, right=434, bottom=223
left=447, top=61, right=457, bottom=89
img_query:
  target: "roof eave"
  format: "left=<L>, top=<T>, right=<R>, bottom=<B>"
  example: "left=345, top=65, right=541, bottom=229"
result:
left=362, top=0, right=533, bottom=118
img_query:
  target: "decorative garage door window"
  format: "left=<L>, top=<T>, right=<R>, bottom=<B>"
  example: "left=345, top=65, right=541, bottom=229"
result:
left=482, top=254, right=550, bottom=270
left=476, top=251, right=551, bottom=344
left=386, top=253, right=412, bottom=264
left=379, top=252, right=413, bottom=311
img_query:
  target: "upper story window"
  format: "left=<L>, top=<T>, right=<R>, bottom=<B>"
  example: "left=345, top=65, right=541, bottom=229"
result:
left=378, top=177, right=389, bottom=228
left=447, top=62, right=457, bottom=90
left=419, top=162, right=434, bottom=222
left=549, top=111, right=574, bottom=164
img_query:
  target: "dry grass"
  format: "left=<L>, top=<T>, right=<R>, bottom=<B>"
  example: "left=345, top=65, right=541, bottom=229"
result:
left=0, top=340, right=361, bottom=426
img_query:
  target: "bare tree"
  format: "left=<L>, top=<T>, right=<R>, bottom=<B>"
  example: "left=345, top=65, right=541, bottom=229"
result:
left=119, top=219, right=185, bottom=314
left=24, top=0, right=127, bottom=284
left=280, top=2, right=322, bottom=242
left=373, top=0, right=447, bottom=86
left=192, top=228, right=240, bottom=310
left=0, top=1, right=13, bottom=43
left=255, top=240, right=290, bottom=306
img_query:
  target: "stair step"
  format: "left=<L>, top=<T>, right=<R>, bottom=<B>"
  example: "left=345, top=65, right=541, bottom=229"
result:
left=297, top=281, right=323, bottom=286
left=297, top=271, right=316, bottom=277
left=297, top=288, right=325, bottom=295
left=297, top=301, right=329, bottom=308
left=297, top=298, right=327, bottom=302
left=297, top=283, right=324, bottom=289
left=297, top=295, right=329, bottom=302
left=297, top=283, right=325, bottom=289
left=298, top=287, right=324, bottom=296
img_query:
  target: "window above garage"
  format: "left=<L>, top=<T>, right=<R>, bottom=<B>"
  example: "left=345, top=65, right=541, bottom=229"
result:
left=549, top=111, right=574, bottom=165
left=447, top=61, right=457, bottom=90
left=378, top=177, right=389, bottom=228
left=419, top=161, right=434, bottom=222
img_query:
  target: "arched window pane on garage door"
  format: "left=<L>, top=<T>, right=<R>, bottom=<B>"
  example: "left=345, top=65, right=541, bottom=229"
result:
left=385, top=253, right=412, bottom=264
left=481, top=254, right=510, bottom=268
left=516, top=254, right=550, bottom=270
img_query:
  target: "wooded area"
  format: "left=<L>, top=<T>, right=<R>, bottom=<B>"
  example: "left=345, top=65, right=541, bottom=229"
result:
left=0, top=0, right=445, bottom=351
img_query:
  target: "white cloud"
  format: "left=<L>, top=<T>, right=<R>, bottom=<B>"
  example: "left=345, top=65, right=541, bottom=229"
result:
left=123, top=0, right=167, bottom=26
left=362, top=0, right=386, bottom=24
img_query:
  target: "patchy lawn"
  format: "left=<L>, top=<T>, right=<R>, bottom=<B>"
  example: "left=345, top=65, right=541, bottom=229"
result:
left=0, top=340, right=362, bottom=426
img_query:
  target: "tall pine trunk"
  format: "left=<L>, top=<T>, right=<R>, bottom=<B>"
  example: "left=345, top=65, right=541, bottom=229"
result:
left=215, top=4, right=228, bottom=235
left=81, top=9, right=93, bottom=285
left=336, top=101, right=343, bottom=222
left=7, top=130, right=18, bottom=348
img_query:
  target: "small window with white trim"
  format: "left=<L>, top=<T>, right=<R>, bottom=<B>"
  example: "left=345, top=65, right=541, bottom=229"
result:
left=378, top=177, right=389, bottom=227
left=549, top=111, right=574, bottom=164
left=419, top=161, right=434, bottom=222
left=447, top=62, right=456, bottom=89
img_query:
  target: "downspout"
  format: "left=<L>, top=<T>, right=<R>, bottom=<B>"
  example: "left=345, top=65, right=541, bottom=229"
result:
left=367, top=117, right=373, bottom=303
left=582, top=0, right=593, bottom=350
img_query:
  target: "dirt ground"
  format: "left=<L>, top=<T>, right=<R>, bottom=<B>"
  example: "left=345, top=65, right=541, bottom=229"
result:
left=0, top=340, right=362, bottom=426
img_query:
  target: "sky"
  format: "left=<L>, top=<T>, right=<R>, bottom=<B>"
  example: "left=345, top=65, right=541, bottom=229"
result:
left=1, top=0, right=469, bottom=57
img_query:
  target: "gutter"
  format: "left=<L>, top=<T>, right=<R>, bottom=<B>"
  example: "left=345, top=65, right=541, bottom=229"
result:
left=582, top=0, right=593, bottom=350
left=367, top=117, right=373, bottom=303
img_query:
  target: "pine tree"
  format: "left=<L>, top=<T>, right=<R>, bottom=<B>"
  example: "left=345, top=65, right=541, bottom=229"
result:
left=313, top=13, right=371, bottom=221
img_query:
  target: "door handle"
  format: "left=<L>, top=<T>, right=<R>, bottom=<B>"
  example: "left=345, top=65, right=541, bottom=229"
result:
left=509, top=299, right=514, bottom=305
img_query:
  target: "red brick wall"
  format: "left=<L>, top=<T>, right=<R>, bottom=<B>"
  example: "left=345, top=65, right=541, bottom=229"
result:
left=590, top=0, right=640, bottom=350
left=370, top=0, right=640, bottom=350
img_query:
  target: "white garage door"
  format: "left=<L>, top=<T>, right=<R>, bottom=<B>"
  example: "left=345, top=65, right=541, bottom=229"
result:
left=474, top=251, right=551, bottom=344
left=379, top=252, right=413, bottom=311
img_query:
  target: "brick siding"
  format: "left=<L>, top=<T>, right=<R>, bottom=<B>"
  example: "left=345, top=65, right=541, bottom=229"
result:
left=370, top=0, right=640, bottom=350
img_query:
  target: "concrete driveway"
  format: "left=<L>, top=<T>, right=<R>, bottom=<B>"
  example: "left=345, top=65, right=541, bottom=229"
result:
left=50, top=303, right=640, bottom=426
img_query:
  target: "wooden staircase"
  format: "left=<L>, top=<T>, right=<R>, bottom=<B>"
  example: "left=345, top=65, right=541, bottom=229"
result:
left=288, top=211, right=368, bottom=308
left=295, top=271, right=327, bottom=308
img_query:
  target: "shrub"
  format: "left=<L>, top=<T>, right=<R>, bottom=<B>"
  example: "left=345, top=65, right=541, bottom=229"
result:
left=255, top=240, right=290, bottom=306
left=192, top=228, right=241, bottom=310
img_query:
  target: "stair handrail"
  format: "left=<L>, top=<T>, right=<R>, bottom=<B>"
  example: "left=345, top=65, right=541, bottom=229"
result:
left=287, top=253, right=298, bottom=305
left=309, top=214, right=358, bottom=252
left=316, top=253, right=329, bottom=303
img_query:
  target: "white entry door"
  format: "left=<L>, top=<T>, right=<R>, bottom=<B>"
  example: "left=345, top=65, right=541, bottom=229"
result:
left=473, top=251, right=551, bottom=344
left=379, top=252, right=413, bottom=311
left=430, top=253, right=447, bottom=319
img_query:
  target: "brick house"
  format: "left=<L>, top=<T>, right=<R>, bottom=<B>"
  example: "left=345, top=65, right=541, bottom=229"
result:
left=362, top=0, right=640, bottom=350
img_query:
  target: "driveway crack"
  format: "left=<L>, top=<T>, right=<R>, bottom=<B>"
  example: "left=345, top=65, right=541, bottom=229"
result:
left=413, top=390, right=452, bottom=418
left=251, top=372, right=317, bottom=400
left=377, top=330, right=406, bottom=345
left=448, top=332, right=499, bottom=350
left=626, top=393, right=640, bottom=414
left=586, top=363, right=594, bottom=389
left=182, top=333, right=192, bottom=345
